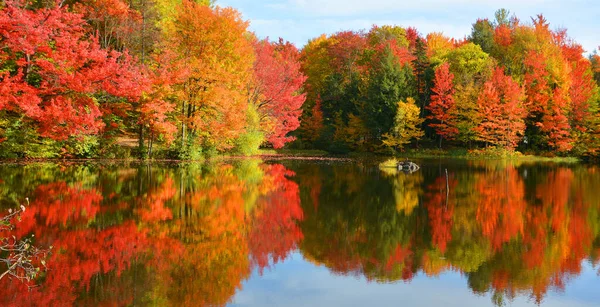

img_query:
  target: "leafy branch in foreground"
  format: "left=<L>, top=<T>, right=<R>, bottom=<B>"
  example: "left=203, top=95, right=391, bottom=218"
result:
left=0, top=199, right=51, bottom=283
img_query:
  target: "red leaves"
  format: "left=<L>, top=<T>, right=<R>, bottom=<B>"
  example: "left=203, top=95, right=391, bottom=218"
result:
left=427, top=62, right=458, bottom=142
left=539, top=89, right=572, bottom=152
left=523, top=50, right=574, bottom=151
left=0, top=1, right=148, bottom=141
left=326, top=31, right=368, bottom=72
left=248, top=164, right=303, bottom=272
left=494, top=25, right=512, bottom=47
left=37, top=96, right=104, bottom=139
left=475, top=67, right=526, bottom=149
left=252, top=39, right=307, bottom=148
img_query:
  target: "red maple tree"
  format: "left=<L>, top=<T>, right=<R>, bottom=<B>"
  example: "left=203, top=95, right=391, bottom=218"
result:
left=427, top=62, right=458, bottom=147
left=251, top=38, right=307, bottom=148
left=475, top=67, right=526, bottom=149
left=0, top=1, right=148, bottom=141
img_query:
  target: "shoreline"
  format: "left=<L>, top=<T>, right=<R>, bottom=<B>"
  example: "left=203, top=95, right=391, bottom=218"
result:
left=0, top=150, right=582, bottom=164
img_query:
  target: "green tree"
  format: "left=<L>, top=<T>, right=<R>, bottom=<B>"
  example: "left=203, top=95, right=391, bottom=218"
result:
left=470, top=19, right=495, bottom=54
left=365, top=45, right=416, bottom=138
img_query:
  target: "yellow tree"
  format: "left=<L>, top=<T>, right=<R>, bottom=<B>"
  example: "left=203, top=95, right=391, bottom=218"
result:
left=382, top=98, right=424, bottom=151
left=164, top=1, right=254, bottom=153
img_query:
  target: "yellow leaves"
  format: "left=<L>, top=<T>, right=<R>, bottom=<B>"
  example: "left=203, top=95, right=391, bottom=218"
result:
left=422, top=250, right=450, bottom=277
left=368, top=25, right=409, bottom=48
left=427, top=32, right=455, bottom=63
left=382, top=97, right=424, bottom=151
left=301, top=35, right=335, bottom=100
left=392, top=172, right=423, bottom=215
left=164, top=1, right=254, bottom=150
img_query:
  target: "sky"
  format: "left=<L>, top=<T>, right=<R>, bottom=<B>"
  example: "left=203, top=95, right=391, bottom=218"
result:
left=217, top=0, right=599, bottom=54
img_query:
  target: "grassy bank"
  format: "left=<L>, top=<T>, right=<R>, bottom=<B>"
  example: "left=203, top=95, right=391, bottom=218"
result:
left=11, top=144, right=578, bottom=163
left=394, top=148, right=580, bottom=163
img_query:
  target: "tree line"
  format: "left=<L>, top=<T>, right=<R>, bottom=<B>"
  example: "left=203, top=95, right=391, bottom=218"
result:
left=295, top=10, right=600, bottom=156
left=1, top=2, right=599, bottom=158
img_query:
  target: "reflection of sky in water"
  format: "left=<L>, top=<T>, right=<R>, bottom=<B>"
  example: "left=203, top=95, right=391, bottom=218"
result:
left=232, top=252, right=600, bottom=307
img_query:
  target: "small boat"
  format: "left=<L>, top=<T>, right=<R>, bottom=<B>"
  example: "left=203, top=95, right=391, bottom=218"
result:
left=397, top=160, right=420, bottom=173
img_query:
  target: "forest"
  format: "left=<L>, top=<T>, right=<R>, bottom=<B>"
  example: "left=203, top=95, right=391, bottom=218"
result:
left=1, top=0, right=599, bottom=159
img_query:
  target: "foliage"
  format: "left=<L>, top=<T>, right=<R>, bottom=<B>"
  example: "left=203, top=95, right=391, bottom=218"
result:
left=164, top=1, right=254, bottom=151
left=366, top=45, right=416, bottom=138
left=475, top=67, right=526, bottom=149
left=427, top=62, right=458, bottom=146
left=234, top=131, right=264, bottom=156
left=382, top=98, right=424, bottom=152
left=0, top=1, right=147, bottom=148
left=250, top=38, right=307, bottom=148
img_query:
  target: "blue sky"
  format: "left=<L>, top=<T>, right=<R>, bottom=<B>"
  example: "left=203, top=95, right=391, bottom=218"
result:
left=218, top=0, right=599, bottom=54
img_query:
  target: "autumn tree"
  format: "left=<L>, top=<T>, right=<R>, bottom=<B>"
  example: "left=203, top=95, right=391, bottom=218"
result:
left=558, top=39, right=599, bottom=154
left=249, top=38, right=307, bottom=148
left=444, top=43, right=494, bottom=146
left=475, top=67, right=525, bottom=150
left=0, top=1, right=148, bottom=158
left=426, top=32, right=455, bottom=63
left=427, top=63, right=458, bottom=147
left=164, top=1, right=254, bottom=156
left=382, top=98, right=424, bottom=151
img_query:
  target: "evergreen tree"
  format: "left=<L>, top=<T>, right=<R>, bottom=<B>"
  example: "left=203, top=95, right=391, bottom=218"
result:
left=365, top=45, right=416, bottom=138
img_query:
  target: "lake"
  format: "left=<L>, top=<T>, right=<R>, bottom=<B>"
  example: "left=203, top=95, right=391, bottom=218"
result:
left=0, top=158, right=599, bottom=306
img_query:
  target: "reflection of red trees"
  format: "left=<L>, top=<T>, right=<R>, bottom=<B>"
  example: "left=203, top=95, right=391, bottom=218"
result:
left=384, top=244, right=414, bottom=281
left=0, top=183, right=151, bottom=306
left=14, top=182, right=102, bottom=238
left=477, top=168, right=598, bottom=303
left=476, top=167, right=525, bottom=251
left=425, top=176, right=456, bottom=253
left=249, top=164, right=304, bottom=272
left=1, top=222, right=150, bottom=306
left=563, top=192, right=592, bottom=274
left=137, top=176, right=176, bottom=222
left=5, top=162, right=600, bottom=306
left=0, top=162, right=306, bottom=306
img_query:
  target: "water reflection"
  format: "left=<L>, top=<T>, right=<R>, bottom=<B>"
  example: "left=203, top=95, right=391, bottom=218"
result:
left=0, top=160, right=598, bottom=306
left=292, top=159, right=600, bottom=305
left=0, top=161, right=302, bottom=306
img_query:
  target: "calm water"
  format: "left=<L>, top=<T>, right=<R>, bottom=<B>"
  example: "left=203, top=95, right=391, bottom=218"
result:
left=0, top=158, right=599, bottom=306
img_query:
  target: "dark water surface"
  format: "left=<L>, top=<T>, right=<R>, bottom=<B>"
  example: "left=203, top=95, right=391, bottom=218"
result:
left=0, top=158, right=599, bottom=306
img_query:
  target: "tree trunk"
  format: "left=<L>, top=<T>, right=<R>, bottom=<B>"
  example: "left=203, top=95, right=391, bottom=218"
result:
left=138, top=125, right=145, bottom=158
left=148, top=131, right=154, bottom=158
left=181, top=101, right=186, bottom=149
